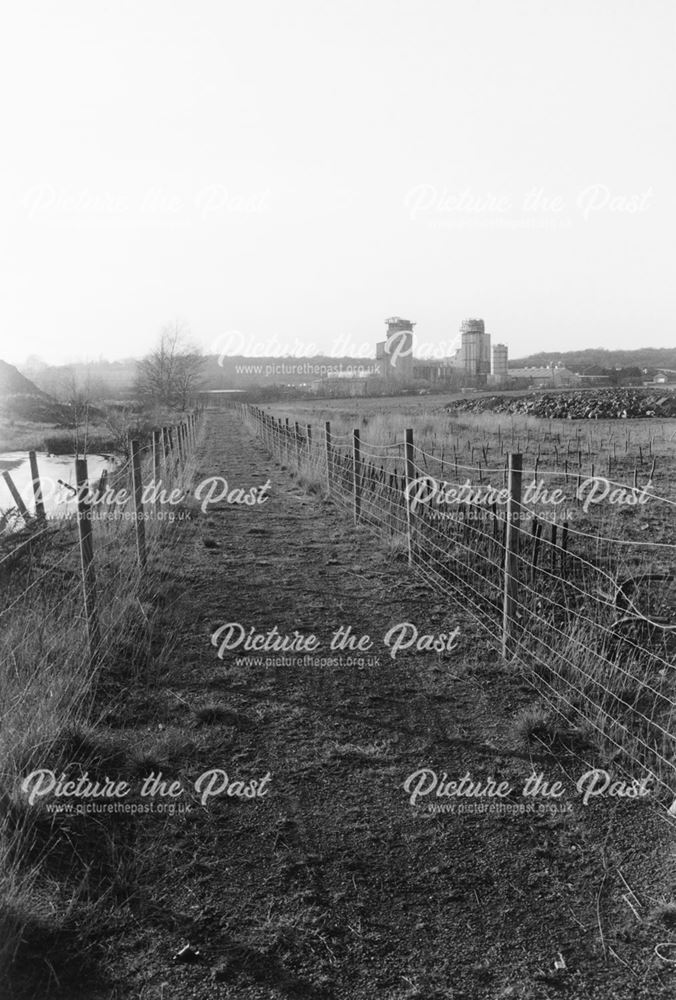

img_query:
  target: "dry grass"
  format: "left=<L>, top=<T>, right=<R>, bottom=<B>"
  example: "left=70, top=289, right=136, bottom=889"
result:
left=0, top=423, right=202, bottom=988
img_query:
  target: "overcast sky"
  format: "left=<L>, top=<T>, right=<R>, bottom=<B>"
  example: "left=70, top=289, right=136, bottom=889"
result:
left=1, top=0, right=674, bottom=365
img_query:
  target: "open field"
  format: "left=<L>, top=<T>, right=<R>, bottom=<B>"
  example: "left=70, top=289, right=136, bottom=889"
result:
left=265, top=392, right=676, bottom=532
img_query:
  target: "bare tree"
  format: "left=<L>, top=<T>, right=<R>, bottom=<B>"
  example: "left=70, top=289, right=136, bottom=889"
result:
left=38, top=364, right=104, bottom=453
left=136, top=322, right=205, bottom=410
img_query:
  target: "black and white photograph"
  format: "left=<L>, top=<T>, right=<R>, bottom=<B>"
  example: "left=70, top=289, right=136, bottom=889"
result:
left=1, top=1, right=675, bottom=997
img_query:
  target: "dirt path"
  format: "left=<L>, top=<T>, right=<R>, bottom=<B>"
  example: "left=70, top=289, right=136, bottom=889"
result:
left=50, top=409, right=674, bottom=1000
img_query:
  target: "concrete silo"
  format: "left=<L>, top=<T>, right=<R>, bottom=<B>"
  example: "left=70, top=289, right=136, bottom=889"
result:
left=377, top=317, right=415, bottom=380
left=487, top=343, right=509, bottom=386
left=460, top=318, right=491, bottom=378
left=492, top=344, right=508, bottom=378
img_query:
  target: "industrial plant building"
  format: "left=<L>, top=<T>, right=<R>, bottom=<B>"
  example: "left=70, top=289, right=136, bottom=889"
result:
left=508, top=366, right=579, bottom=388
left=413, top=318, right=511, bottom=388
left=311, top=314, right=516, bottom=396
left=375, top=317, right=415, bottom=381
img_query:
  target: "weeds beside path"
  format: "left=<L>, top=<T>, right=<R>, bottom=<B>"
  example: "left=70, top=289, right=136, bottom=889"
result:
left=14, top=408, right=674, bottom=1000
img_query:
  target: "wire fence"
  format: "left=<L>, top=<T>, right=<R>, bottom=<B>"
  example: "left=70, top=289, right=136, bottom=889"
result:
left=0, top=411, right=204, bottom=708
left=243, top=404, right=676, bottom=821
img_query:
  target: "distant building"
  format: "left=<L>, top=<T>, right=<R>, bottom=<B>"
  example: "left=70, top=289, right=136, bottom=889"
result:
left=487, top=343, right=509, bottom=386
left=413, top=318, right=511, bottom=388
left=310, top=376, right=375, bottom=397
left=458, top=318, right=491, bottom=378
left=576, top=365, right=611, bottom=386
left=652, top=370, right=676, bottom=384
left=315, top=313, right=515, bottom=394
left=376, top=317, right=415, bottom=381
left=413, top=363, right=458, bottom=382
left=509, top=366, right=579, bottom=388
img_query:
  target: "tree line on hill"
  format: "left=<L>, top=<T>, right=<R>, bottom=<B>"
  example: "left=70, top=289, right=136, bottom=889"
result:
left=509, top=347, right=676, bottom=372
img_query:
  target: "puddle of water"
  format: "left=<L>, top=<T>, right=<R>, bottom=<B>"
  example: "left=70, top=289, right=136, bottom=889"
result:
left=0, top=452, right=117, bottom=521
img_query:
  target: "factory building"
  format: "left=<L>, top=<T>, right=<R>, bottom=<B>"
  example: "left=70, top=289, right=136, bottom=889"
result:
left=458, top=318, right=492, bottom=377
left=487, top=343, right=509, bottom=386
left=509, top=366, right=579, bottom=388
left=312, top=313, right=516, bottom=395
left=376, top=317, right=415, bottom=381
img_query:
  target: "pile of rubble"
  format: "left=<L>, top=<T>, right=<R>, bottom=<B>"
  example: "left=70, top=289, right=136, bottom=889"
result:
left=448, top=389, right=676, bottom=420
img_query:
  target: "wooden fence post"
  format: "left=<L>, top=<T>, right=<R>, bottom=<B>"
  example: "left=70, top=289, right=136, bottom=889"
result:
left=294, top=421, right=301, bottom=467
left=353, top=429, right=361, bottom=524
left=167, top=426, right=177, bottom=483
left=324, top=421, right=332, bottom=493
left=130, top=439, right=147, bottom=570
left=2, top=471, right=30, bottom=523
left=75, top=457, right=100, bottom=663
left=306, top=424, right=312, bottom=462
left=404, top=429, right=415, bottom=566
left=152, top=429, right=162, bottom=504
left=28, top=450, right=46, bottom=520
left=502, top=453, right=523, bottom=659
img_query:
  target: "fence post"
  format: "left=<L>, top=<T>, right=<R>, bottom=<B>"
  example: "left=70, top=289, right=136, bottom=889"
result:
left=2, top=471, right=30, bottom=523
left=306, top=424, right=312, bottom=463
left=152, top=429, right=162, bottom=502
left=28, top=450, right=46, bottom=520
left=502, top=452, right=523, bottom=659
left=353, top=429, right=361, bottom=525
left=324, top=421, right=332, bottom=492
left=130, top=439, right=147, bottom=570
left=294, top=421, right=301, bottom=467
left=404, top=429, right=415, bottom=565
left=75, top=457, right=100, bottom=664
left=561, top=520, right=568, bottom=576
left=168, top=426, right=177, bottom=483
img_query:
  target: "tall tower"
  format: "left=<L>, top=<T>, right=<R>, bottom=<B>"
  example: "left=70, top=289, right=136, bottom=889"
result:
left=491, top=343, right=508, bottom=379
left=460, top=318, right=490, bottom=378
left=376, top=317, right=415, bottom=380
